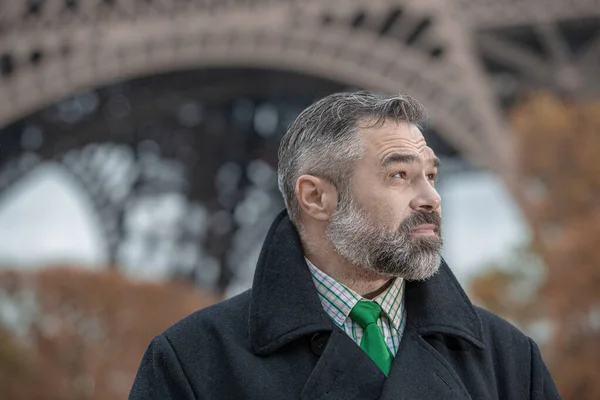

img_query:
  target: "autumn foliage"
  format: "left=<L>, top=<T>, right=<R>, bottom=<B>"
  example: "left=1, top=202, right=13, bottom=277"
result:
left=0, top=267, right=220, bottom=399
left=470, top=93, right=600, bottom=399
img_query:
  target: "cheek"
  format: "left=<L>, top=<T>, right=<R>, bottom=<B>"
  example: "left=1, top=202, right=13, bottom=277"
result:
left=353, top=181, right=412, bottom=225
left=368, top=195, right=409, bottom=229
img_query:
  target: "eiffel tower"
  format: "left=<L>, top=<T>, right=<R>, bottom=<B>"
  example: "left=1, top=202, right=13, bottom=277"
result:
left=0, top=0, right=598, bottom=293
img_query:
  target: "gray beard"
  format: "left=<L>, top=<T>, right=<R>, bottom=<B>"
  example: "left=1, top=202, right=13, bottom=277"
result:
left=325, top=197, right=443, bottom=281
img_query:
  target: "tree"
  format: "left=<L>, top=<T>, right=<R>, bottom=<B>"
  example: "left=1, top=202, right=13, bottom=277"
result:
left=0, top=267, right=220, bottom=399
left=470, top=92, right=600, bottom=399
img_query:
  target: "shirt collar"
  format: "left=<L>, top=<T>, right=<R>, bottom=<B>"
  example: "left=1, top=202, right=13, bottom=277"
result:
left=306, top=258, right=406, bottom=331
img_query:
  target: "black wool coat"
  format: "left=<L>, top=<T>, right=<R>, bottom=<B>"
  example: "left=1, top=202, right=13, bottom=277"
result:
left=130, top=211, right=561, bottom=400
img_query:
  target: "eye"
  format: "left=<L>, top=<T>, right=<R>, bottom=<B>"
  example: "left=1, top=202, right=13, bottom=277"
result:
left=427, top=173, right=437, bottom=181
left=392, top=171, right=408, bottom=179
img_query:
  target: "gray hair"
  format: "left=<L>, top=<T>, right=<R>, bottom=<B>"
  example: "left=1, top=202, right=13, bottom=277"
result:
left=277, top=91, right=427, bottom=226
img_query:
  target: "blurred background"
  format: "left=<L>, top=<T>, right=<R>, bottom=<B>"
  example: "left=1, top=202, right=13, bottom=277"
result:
left=0, top=0, right=598, bottom=398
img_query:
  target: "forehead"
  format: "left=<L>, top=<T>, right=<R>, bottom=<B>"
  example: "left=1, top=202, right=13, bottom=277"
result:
left=358, top=120, right=436, bottom=160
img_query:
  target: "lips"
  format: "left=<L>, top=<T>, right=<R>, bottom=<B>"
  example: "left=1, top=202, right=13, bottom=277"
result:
left=411, top=224, right=437, bottom=235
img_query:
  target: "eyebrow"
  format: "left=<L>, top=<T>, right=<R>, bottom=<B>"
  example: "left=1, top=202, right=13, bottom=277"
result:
left=381, top=152, right=440, bottom=168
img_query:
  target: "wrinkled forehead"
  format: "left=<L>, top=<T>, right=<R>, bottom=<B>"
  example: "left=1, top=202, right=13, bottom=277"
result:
left=358, top=119, right=436, bottom=159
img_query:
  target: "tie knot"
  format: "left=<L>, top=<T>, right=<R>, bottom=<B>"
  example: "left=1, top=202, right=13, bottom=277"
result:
left=350, top=301, right=382, bottom=328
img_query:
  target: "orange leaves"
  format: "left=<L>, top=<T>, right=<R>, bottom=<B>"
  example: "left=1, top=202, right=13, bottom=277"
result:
left=471, top=92, right=600, bottom=400
left=0, top=267, right=221, bottom=400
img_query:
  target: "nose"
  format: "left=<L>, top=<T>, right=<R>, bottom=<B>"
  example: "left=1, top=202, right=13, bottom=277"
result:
left=409, top=180, right=441, bottom=212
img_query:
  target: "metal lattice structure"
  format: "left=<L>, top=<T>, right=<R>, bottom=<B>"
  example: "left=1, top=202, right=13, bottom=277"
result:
left=1, top=0, right=599, bottom=165
left=0, top=0, right=598, bottom=291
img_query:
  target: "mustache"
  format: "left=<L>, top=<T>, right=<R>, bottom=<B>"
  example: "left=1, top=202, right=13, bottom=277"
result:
left=400, top=211, right=442, bottom=233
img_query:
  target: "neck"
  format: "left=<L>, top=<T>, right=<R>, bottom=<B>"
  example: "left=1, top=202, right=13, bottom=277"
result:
left=302, top=232, right=393, bottom=299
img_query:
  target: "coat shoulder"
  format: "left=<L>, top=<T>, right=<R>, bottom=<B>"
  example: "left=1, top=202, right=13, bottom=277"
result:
left=475, top=305, right=530, bottom=346
left=473, top=307, right=561, bottom=399
left=474, top=305, right=534, bottom=370
left=130, top=290, right=254, bottom=399
left=162, top=289, right=252, bottom=346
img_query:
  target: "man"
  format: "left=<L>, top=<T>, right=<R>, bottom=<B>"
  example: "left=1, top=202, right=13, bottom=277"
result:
left=130, top=92, right=561, bottom=399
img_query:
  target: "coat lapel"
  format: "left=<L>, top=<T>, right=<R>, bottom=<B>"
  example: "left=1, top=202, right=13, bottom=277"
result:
left=301, top=329, right=385, bottom=400
left=248, top=211, right=333, bottom=356
left=380, top=322, right=472, bottom=399
left=403, top=261, right=485, bottom=349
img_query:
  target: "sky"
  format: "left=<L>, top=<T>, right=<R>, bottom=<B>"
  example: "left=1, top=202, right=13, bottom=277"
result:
left=0, top=165, right=107, bottom=268
left=0, top=163, right=529, bottom=286
left=439, top=171, right=529, bottom=280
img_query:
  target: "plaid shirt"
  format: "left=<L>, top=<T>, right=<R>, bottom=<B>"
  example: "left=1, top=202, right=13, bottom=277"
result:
left=306, top=258, right=407, bottom=356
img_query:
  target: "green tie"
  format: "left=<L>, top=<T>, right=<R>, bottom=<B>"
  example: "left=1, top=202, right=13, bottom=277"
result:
left=350, top=301, right=394, bottom=376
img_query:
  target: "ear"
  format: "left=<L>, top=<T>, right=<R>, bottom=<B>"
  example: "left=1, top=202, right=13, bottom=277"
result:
left=295, top=175, right=338, bottom=221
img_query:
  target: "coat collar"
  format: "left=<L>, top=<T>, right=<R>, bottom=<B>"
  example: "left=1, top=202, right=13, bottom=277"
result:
left=248, top=210, right=484, bottom=355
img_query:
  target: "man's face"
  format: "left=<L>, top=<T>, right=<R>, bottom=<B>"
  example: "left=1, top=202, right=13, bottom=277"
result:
left=325, top=120, right=443, bottom=280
